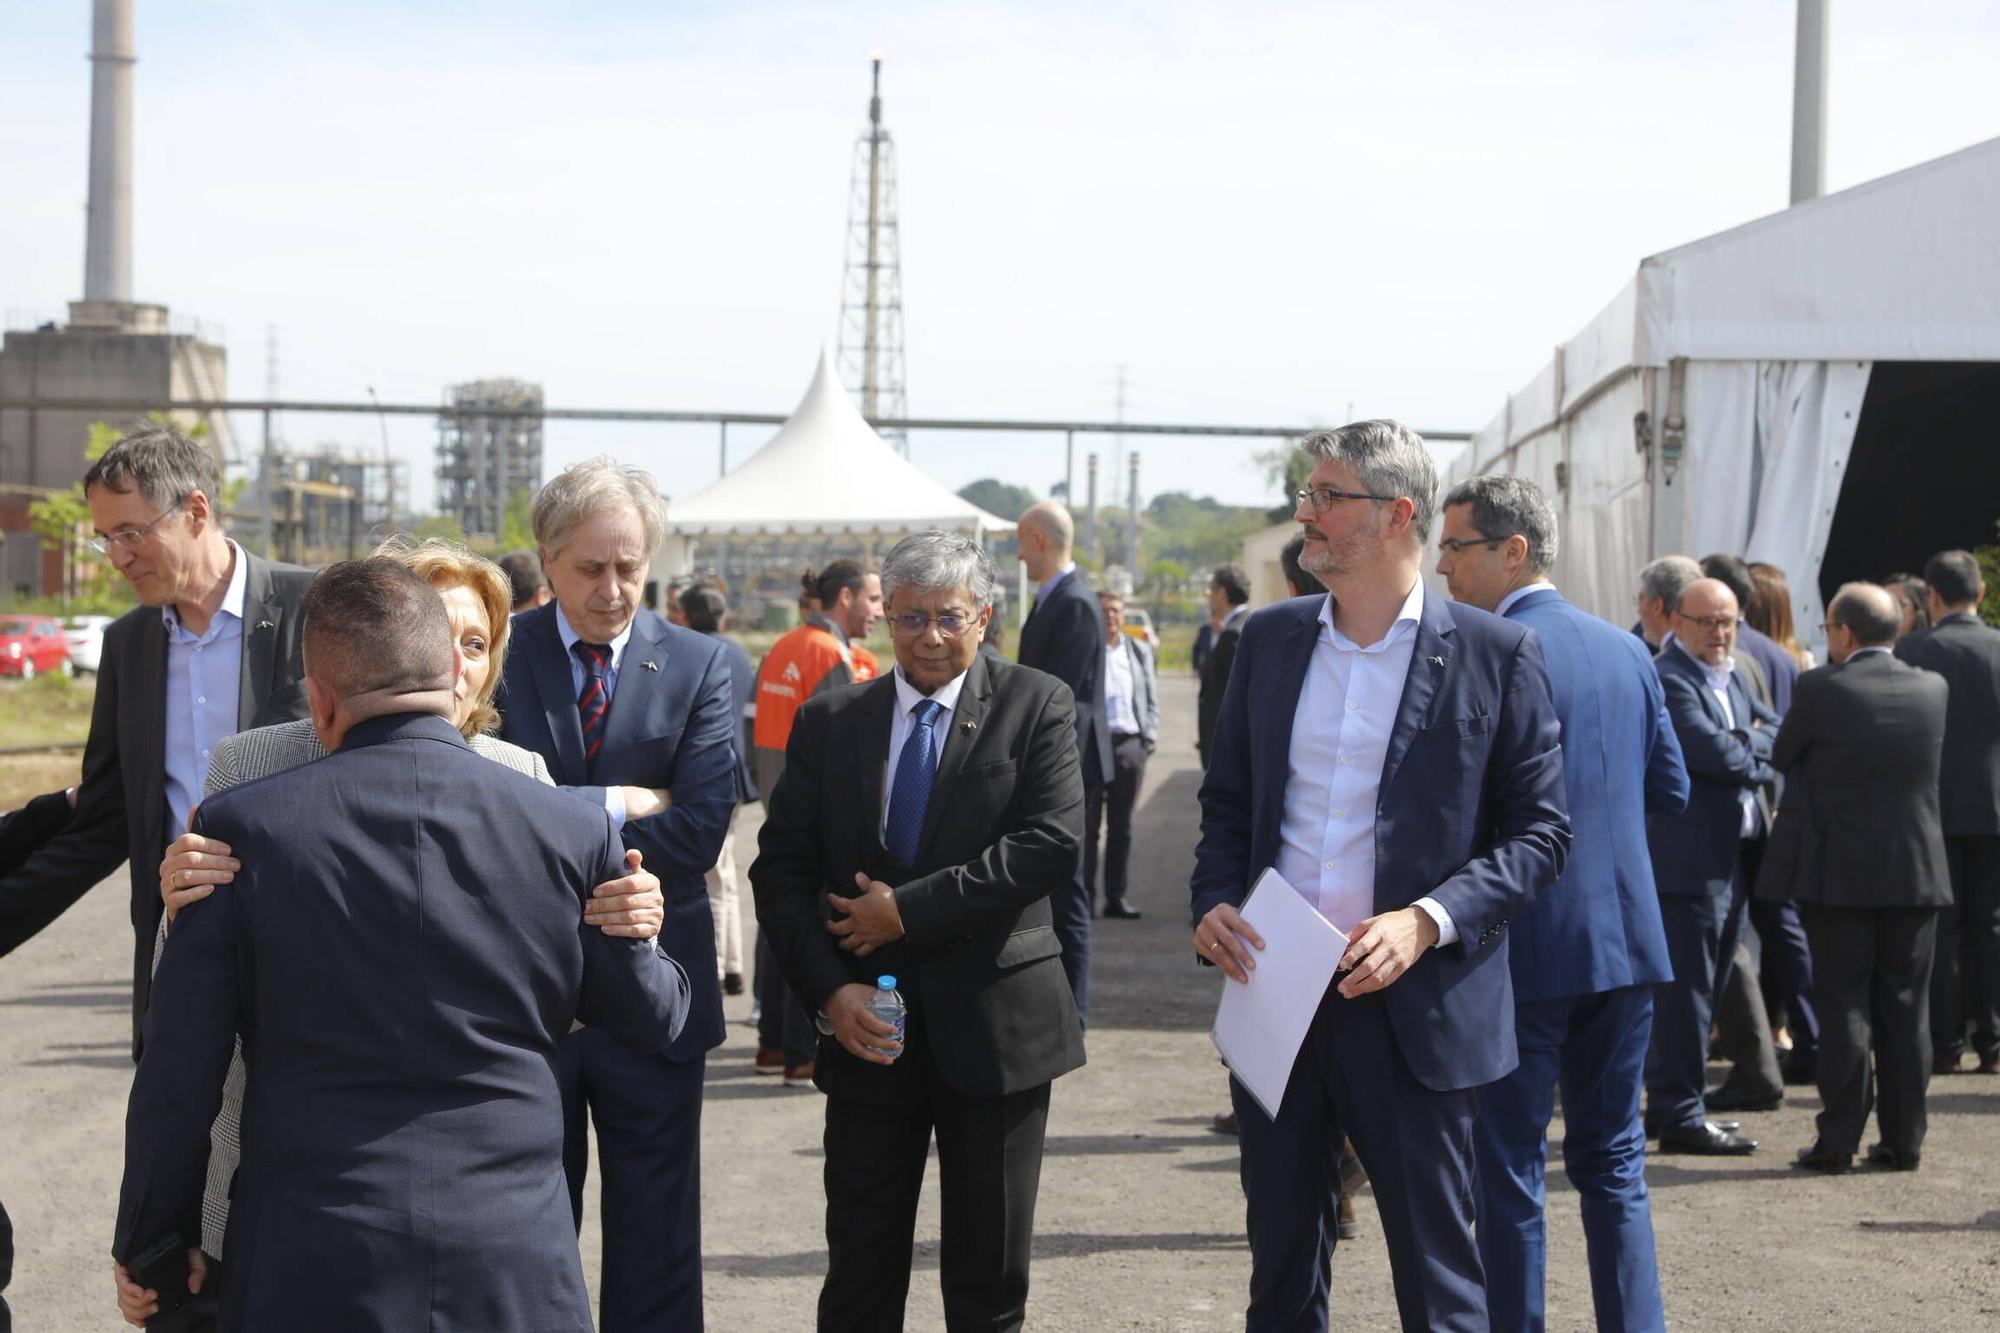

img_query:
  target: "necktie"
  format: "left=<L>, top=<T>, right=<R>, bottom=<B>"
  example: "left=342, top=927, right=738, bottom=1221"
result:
left=885, top=699, right=944, bottom=866
left=574, top=641, right=612, bottom=773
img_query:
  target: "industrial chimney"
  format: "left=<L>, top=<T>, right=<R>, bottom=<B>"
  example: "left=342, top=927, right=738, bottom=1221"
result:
left=1790, top=0, right=1828, bottom=205
left=83, top=0, right=135, bottom=306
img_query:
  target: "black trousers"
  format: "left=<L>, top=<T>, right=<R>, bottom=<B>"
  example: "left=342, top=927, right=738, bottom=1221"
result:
left=1083, top=733, right=1149, bottom=910
left=1799, top=904, right=1938, bottom=1156
left=1748, top=897, right=1820, bottom=1056
left=819, top=1018, right=1052, bottom=1333
left=756, top=933, right=818, bottom=1065
left=1933, top=834, right=2000, bottom=1064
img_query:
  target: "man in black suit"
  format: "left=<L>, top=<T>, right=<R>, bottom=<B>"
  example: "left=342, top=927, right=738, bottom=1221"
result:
left=1758, top=583, right=1951, bottom=1172
left=1895, top=548, right=2000, bottom=1076
left=679, top=579, right=757, bottom=995
left=1196, top=562, right=1252, bottom=767
left=497, top=458, right=738, bottom=1331
left=114, top=558, right=689, bottom=1329
left=0, top=427, right=311, bottom=1053
left=1015, top=499, right=1111, bottom=1022
left=753, top=530, right=1086, bottom=1332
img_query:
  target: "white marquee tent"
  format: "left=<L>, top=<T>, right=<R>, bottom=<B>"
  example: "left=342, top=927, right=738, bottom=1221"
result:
left=1444, top=135, right=2000, bottom=649
left=656, top=349, right=1009, bottom=580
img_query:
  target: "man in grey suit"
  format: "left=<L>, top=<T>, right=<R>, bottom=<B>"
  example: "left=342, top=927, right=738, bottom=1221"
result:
left=1758, top=583, right=1951, bottom=1172
left=1086, top=589, right=1157, bottom=920
left=0, top=427, right=311, bottom=1053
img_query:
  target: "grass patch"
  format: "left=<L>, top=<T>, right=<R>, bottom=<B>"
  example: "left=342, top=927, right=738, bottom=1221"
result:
left=0, top=672, right=96, bottom=750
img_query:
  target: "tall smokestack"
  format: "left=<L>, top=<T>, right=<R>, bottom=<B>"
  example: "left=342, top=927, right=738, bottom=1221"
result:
left=1789, top=0, right=1828, bottom=205
left=84, top=0, right=136, bottom=303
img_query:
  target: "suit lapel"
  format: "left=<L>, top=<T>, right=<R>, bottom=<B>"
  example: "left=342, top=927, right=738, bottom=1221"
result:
left=132, top=614, right=169, bottom=847
left=522, top=606, right=588, bottom=783
left=595, top=614, right=667, bottom=779
left=1263, top=601, right=1322, bottom=809
left=237, top=553, right=279, bottom=730
left=1379, top=592, right=1453, bottom=797
left=854, top=676, right=896, bottom=857
left=917, top=656, right=992, bottom=859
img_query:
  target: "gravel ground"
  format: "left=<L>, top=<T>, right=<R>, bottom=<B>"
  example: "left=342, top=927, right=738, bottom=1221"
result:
left=4, top=673, right=1998, bottom=1329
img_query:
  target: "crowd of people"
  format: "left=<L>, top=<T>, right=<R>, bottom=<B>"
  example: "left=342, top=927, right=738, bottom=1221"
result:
left=0, top=418, right=1992, bottom=1331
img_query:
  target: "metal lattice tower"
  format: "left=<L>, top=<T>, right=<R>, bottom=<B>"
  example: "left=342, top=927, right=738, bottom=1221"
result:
left=837, top=57, right=908, bottom=455
left=434, top=378, right=544, bottom=538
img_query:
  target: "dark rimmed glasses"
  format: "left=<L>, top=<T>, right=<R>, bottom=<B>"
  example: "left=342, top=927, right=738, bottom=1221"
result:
left=1436, top=535, right=1507, bottom=555
left=1295, top=485, right=1397, bottom=513
left=887, top=612, right=975, bottom=639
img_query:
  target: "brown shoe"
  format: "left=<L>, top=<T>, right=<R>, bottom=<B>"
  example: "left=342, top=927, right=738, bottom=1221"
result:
left=1339, top=1141, right=1368, bottom=1195
left=1211, top=1110, right=1238, bottom=1136
left=754, top=1048, right=786, bottom=1075
left=1337, top=1192, right=1359, bottom=1240
left=783, top=1061, right=816, bottom=1088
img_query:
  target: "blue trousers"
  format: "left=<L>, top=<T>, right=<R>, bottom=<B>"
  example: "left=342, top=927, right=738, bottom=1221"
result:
left=560, top=1028, right=706, bottom=1331
left=1476, top=986, right=1665, bottom=1333
left=1646, top=881, right=1738, bottom=1133
left=1232, top=986, right=1485, bottom=1332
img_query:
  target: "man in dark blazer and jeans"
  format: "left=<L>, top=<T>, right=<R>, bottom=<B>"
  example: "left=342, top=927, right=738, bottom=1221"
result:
left=754, top=530, right=1086, bottom=1331
left=1759, top=583, right=1951, bottom=1171
left=497, top=458, right=738, bottom=1331
left=0, top=428, right=310, bottom=1055
left=1015, top=499, right=1112, bottom=1022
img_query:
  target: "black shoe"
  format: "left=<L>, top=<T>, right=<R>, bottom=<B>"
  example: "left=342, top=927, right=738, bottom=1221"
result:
left=1792, top=1143, right=1852, bottom=1174
left=1706, top=1086, right=1784, bottom=1113
left=1658, top=1121, right=1758, bottom=1155
left=1975, top=1056, right=1999, bottom=1076
left=1864, top=1143, right=1922, bottom=1171
left=722, top=971, right=745, bottom=997
left=1779, top=1051, right=1818, bottom=1086
left=1101, top=899, right=1142, bottom=919
left=1933, top=1052, right=1965, bottom=1075
left=1210, top=1110, right=1238, bottom=1136
left=1647, top=1118, right=1740, bottom=1138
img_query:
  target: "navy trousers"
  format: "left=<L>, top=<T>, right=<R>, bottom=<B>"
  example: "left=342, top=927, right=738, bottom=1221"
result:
left=1051, top=808, right=1093, bottom=1026
left=1475, top=986, right=1664, bottom=1333
left=1748, top=897, right=1819, bottom=1057
left=1645, top=884, right=1735, bottom=1134
left=1232, top=985, right=1485, bottom=1332
left=560, top=1028, right=706, bottom=1331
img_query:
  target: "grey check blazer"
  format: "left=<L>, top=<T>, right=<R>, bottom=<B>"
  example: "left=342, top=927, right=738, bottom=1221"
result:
left=150, top=718, right=552, bottom=1259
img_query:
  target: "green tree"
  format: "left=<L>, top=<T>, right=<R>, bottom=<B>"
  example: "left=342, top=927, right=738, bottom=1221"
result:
left=957, top=478, right=1039, bottom=522
left=499, top=489, right=537, bottom=554
left=409, top=512, right=469, bottom=545
left=1977, top=519, right=2000, bottom=626
left=1252, top=438, right=1312, bottom=525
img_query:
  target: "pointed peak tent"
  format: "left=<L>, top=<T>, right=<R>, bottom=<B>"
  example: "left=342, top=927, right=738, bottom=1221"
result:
left=662, top=348, right=1010, bottom=541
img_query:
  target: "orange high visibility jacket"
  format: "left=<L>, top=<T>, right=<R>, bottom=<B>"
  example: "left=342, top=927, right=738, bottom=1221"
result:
left=752, top=618, right=880, bottom=754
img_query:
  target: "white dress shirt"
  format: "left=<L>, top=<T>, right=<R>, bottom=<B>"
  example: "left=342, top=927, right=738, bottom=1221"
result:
left=1272, top=579, right=1457, bottom=944
left=161, top=540, right=248, bottom=837
left=880, top=664, right=970, bottom=841
left=1669, top=637, right=1759, bottom=838
left=555, top=602, right=636, bottom=827
left=1102, top=637, right=1140, bottom=735
left=1493, top=578, right=1554, bottom=619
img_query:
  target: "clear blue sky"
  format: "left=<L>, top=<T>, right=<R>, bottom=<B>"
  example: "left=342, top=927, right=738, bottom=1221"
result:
left=3, top=1, right=1995, bottom=514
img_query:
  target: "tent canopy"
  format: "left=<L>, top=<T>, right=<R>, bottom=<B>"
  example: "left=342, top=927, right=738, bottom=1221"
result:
left=664, top=349, right=1010, bottom=538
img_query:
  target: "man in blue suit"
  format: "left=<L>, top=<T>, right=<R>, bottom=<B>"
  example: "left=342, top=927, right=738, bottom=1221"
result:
left=497, top=459, right=738, bottom=1331
left=1437, top=476, right=1688, bottom=1333
left=115, top=558, right=690, bottom=1330
left=1192, top=422, right=1570, bottom=1332
left=1643, top=577, right=1778, bottom=1156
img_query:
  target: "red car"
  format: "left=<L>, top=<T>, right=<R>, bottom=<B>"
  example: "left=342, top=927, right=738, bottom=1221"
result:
left=0, top=615, right=73, bottom=679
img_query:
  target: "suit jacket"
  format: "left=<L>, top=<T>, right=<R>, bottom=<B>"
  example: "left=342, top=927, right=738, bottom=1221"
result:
left=1646, top=640, right=1778, bottom=897
left=712, top=632, right=759, bottom=803
left=1895, top=612, right=2000, bottom=836
left=0, top=550, right=311, bottom=1054
left=115, top=712, right=689, bottom=1331
left=1197, top=603, right=1252, bottom=762
left=751, top=654, right=1087, bottom=1102
left=497, top=603, right=737, bottom=1061
left=1501, top=588, right=1688, bottom=1002
left=1755, top=651, right=1951, bottom=909
left=1189, top=592, right=1570, bottom=1092
left=1017, top=569, right=1114, bottom=786
left=1112, top=634, right=1160, bottom=750
left=0, top=790, right=74, bottom=877
left=1736, top=623, right=1798, bottom=716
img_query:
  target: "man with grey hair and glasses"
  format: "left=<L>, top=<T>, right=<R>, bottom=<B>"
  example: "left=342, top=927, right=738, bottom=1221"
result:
left=1192, top=421, right=1569, bottom=1330
left=753, top=530, right=1085, bottom=1331
left=1633, top=555, right=1703, bottom=650
left=496, top=456, right=738, bottom=1331
left=1436, top=474, right=1688, bottom=1332
left=0, top=427, right=312, bottom=1057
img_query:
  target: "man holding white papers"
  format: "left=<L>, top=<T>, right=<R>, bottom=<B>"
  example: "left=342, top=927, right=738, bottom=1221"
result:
left=1190, top=422, right=1570, bottom=1333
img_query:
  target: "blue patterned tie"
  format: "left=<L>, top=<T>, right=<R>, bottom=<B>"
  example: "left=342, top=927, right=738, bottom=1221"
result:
left=885, top=699, right=944, bottom=866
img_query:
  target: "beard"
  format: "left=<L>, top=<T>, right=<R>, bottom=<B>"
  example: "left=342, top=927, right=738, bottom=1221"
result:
left=1297, top=523, right=1379, bottom=580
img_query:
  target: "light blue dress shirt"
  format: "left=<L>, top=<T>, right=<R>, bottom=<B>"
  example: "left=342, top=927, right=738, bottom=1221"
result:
left=555, top=603, right=635, bottom=827
left=162, top=541, right=248, bottom=838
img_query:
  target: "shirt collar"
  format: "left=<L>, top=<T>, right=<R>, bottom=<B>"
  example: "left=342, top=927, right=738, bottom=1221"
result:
left=1321, top=576, right=1424, bottom=653
left=554, top=601, right=635, bottom=665
left=1848, top=645, right=1893, bottom=659
left=893, top=663, right=969, bottom=713
left=161, top=539, right=249, bottom=637
left=1494, top=579, right=1555, bottom=619
left=1036, top=562, right=1077, bottom=605
left=804, top=611, right=850, bottom=647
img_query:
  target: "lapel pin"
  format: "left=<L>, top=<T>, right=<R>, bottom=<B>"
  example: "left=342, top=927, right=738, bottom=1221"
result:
left=256, top=619, right=275, bottom=632
left=1428, top=655, right=1445, bottom=668
left=640, top=660, right=660, bottom=672
left=960, top=720, right=976, bottom=732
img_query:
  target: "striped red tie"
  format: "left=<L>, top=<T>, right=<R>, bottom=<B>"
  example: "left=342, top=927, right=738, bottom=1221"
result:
left=574, top=641, right=612, bottom=773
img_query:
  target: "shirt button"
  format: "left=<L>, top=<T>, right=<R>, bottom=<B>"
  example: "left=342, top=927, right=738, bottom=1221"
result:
left=1332, top=808, right=1344, bottom=817
left=1346, top=700, right=1358, bottom=711
left=1323, top=860, right=1336, bottom=869
left=197, top=696, right=206, bottom=704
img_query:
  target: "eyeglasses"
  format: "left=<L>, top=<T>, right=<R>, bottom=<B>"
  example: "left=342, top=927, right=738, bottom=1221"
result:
left=1296, top=486, right=1396, bottom=513
left=887, top=612, right=975, bottom=639
left=1436, top=535, right=1507, bottom=555
left=86, top=496, right=185, bottom=556
left=1674, top=613, right=1738, bottom=633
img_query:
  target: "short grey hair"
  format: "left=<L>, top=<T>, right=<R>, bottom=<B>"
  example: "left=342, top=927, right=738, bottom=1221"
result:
left=532, top=456, right=668, bottom=557
left=83, top=425, right=221, bottom=511
left=1637, top=555, right=1703, bottom=613
left=1299, top=420, right=1439, bottom=544
left=881, top=530, right=1000, bottom=609
left=1442, top=474, right=1560, bottom=573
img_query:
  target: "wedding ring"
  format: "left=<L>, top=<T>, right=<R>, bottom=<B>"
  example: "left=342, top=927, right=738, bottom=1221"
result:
left=1206, top=940, right=1220, bottom=952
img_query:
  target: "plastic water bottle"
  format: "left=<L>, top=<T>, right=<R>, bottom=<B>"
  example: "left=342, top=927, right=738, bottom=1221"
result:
left=865, top=974, right=906, bottom=1060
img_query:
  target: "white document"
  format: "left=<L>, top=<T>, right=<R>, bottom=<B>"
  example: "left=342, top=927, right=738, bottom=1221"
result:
left=1209, top=867, right=1350, bottom=1121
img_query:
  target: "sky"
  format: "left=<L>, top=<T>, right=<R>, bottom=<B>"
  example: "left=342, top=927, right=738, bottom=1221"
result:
left=3, top=0, right=1997, bottom=517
